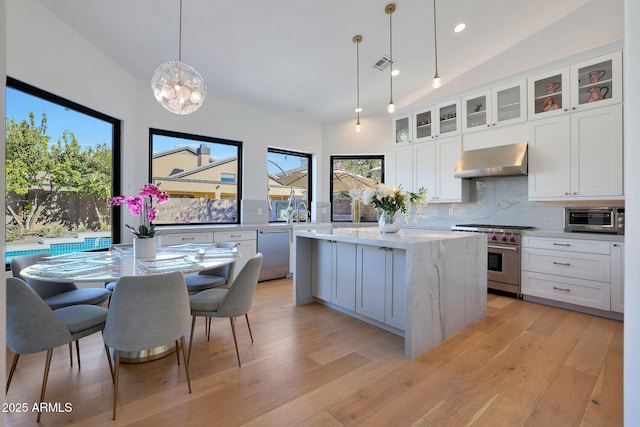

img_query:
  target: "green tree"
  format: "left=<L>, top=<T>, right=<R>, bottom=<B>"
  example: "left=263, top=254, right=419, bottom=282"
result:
left=5, top=112, right=113, bottom=234
left=5, top=112, right=53, bottom=233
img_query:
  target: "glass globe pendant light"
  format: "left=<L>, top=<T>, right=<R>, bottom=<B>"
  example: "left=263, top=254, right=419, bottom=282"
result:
left=151, top=0, right=207, bottom=114
left=386, top=4, right=397, bottom=114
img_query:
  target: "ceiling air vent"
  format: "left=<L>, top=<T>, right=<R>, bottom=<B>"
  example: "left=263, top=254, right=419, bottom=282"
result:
left=372, top=56, right=393, bottom=71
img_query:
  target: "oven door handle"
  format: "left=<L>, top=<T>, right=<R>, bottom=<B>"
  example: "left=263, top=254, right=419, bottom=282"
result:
left=488, top=245, right=519, bottom=252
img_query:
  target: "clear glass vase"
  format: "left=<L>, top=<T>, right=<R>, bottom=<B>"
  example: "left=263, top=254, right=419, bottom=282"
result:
left=378, top=209, right=401, bottom=233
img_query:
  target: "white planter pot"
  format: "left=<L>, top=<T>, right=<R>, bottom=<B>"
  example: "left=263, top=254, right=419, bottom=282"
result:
left=133, top=237, right=157, bottom=259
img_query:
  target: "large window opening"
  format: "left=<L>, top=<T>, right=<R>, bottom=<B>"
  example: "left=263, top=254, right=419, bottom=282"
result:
left=330, top=155, right=383, bottom=222
left=267, top=148, right=312, bottom=222
left=150, top=128, right=242, bottom=225
left=5, top=78, right=121, bottom=266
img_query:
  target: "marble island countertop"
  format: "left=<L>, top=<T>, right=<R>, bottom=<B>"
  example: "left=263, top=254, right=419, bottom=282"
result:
left=294, top=227, right=477, bottom=250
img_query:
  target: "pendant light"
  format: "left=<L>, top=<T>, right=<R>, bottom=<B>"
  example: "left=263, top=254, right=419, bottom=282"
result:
left=431, top=0, right=442, bottom=89
left=151, top=0, right=207, bottom=114
left=385, top=3, right=397, bottom=113
left=353, top=35, right=363, bottom=133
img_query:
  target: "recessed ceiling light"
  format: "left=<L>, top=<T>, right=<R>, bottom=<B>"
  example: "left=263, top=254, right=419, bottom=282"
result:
left=391, top=69, right=400, bottom=77
left=454, top=23, right=466, bottom=33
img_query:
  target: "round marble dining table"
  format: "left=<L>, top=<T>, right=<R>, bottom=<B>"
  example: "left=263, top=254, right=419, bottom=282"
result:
left=19, top=243, right=241, bottom=362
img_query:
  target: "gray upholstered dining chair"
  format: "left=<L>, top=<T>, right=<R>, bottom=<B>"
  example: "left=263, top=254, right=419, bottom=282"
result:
left=185, top=241, right=238, bottom=294
left=11, top=253, right=111, bottom=309
left=6, top=277, right=111, bottom=422
left=188, top=252, right=263, bottom=367
left=11, top=252, right=112, bottom=367
left=102, top=271, right=192, bottom=420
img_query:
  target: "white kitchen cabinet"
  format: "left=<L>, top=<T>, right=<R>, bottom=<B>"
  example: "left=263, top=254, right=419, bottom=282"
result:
left=214, top=230, right=257, bottom=281
left=159, top=231, right=213, bottom=246
left=392, top=145, right=414, bottom=191
left=528, top=67, right=570, bottom=120
left=413, top=99, right=460, bottom=143
left=528, top=51, right=622, bottom=121
left=522, top=236, right=611, bottom=311
left=414, top=136, right=469, bottom=203
left=570, top=50, right=622, bottom=112
left=611, top=242, right=624, bottom=313
left=311, top=240, right=356, bottom=311
left=355, top=245, right=406, bottom=329
left=461, top=80, right=526, bottom=133
left=528, top=104, right=623, bottom=200
left=393, top=114, right=412, bottom=145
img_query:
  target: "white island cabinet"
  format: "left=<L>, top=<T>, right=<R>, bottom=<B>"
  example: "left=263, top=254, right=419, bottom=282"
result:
left=294, top=228, right=487, bottom=359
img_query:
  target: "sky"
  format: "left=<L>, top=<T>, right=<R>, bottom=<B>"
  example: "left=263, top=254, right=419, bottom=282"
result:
left=6, top=87, right=113, bottom=149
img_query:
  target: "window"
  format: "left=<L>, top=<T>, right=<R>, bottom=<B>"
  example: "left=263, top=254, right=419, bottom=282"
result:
left=5, top=77, right=121, bottom=265
left=149, top=128, right=242, bottom=224
left=267, top=148, right=312, bottom=222
left=330, top=155, right=383, bottom=222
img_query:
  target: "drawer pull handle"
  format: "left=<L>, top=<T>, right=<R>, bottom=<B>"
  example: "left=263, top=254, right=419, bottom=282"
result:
left=182, top=237, right=195, bottom=241
left=553, top=286, right=571, bottom=292
left=553, top=243, right=571, bottom=246
left=553, top=261, right=571, bottom=266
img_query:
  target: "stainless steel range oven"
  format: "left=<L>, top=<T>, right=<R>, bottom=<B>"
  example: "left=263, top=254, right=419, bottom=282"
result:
left=451, top=224, right=534, bottom=297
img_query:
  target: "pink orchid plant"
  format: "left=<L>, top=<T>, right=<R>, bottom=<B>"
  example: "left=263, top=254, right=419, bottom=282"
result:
left=109, top=183, right=169, bottom=238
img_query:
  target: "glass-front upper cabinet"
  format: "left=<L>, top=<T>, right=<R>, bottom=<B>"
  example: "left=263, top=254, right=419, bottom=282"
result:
left=462, top=92, right=488, bottom=132
left=436, top=100, right=460, bottom=137
left=393, top=114, right=412, bottom=145
left=528, top=68, right=570, bottom=120
left=571, top=50, right=622, bottom=112
left=413, top=99, right=460, bottom=142
left=462, top=80, right=525, bottom=133
left=492, top=80, right=526, bottom=126
left=414, top=108, right=434, bottom=142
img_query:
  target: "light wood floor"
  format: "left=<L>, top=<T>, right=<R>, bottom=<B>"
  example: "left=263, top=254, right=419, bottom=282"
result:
left=5, top=278, right=623, bottom=426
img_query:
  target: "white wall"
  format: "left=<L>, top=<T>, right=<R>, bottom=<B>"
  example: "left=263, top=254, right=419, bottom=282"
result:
left=624, top=0, right=639, bottom=422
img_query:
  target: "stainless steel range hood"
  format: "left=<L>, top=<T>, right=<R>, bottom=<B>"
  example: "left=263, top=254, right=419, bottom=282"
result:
left=454, top=142, right=528, bottom=178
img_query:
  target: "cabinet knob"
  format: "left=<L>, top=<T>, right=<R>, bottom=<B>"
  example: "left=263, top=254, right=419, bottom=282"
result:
left=572, top=107, right=577, bottom=110
left=613, top=243, right=619, bottom=247
left=572, top=192, right=578, bottom=195
left=564, top=108, right=569, bottom=112
left=565, top=192, right=570, bottom=195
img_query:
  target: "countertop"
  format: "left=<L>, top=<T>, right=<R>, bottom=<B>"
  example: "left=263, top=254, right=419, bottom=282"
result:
left=294, top=227, right=482, bottom=250
left=156, top=222, right=333, bottom=234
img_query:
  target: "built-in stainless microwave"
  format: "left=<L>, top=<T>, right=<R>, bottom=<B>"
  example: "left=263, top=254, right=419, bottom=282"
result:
left=564, top=207, right=624, bottom=234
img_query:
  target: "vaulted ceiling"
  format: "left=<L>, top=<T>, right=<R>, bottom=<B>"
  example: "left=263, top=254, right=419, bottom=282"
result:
left=37, top=0, right=624, bottom=122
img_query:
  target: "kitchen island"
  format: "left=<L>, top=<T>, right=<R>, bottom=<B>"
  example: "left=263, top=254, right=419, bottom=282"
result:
left=294, top=227, right=487, bottom=358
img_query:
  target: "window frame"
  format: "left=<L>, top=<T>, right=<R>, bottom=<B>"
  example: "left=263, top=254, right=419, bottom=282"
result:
left=149, top=127, right=243, bottom=225
left=5, top=76, right=122, bottom=251
left=330, top=154, right=384, bottom=222
left=267, top=147, right=312, bottom=223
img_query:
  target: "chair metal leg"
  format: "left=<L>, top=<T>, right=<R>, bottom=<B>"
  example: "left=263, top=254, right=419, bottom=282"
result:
left=229, top=317, right=241, bottom=367
left=75, top=340, right=82, bottom=369
left=245, top=313, right=254, bottom=343
left=180, top=336, right=192, bottom=393
left=68, top=342, right=73, bottom=366
left=104, top=344, right=114, bottom=383
left=175, top=339, right=181, bottom=366
left=188, top=316, right=197, bottom=364
left=37, top=348, right=54, bottom=422
left=207, top=318, right=212, bottom=341
left=6, top=353, right=20, bottom=394
left=112, top=350, right=121, bottom=420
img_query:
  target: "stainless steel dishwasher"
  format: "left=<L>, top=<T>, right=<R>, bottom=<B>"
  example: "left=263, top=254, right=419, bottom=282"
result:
left=257, top=229, right=290, bottom=281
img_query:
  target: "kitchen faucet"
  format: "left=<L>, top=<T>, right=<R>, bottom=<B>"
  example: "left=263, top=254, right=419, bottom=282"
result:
left=296, top=201, right=308, bottom=222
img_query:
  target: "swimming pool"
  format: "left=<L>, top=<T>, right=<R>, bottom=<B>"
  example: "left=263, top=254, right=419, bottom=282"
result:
left=5, top=236, right=112, bottom=265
